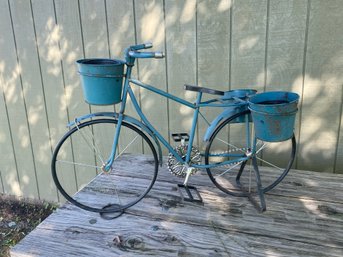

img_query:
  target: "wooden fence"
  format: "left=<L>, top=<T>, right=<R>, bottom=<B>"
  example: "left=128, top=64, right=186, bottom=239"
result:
left=0, top=0, right=342, bottom=202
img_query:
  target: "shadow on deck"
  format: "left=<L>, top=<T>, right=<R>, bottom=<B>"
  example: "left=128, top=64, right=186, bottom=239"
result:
left=11, top=155, right=343, bottom=257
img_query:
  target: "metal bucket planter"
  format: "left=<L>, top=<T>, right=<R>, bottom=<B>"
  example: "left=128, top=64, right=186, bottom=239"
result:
left=248, top=91, right=299, bottom=142
left=77, top=59, right=125, bottom=105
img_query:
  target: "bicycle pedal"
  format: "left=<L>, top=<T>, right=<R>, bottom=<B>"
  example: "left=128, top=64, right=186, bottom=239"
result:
left=171, top=133, right=189, bottom=142
left=177, top=184, right=203, bottom=204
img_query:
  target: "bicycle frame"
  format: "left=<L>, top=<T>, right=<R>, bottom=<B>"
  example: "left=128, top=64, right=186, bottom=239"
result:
left=52, top=43, right=296, bottom=213
left=103, top=63, right=252, bottom=171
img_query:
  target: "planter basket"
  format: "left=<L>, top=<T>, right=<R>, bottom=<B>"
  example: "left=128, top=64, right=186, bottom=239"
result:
left=248, top=91, right=299, bottom=142
left=77, top=59, right=125, bottom=105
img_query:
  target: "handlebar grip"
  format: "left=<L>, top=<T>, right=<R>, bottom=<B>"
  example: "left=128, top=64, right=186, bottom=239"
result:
left=144, top=42, right=153, bottom=49
left=154, top=52, right=165, bottom=58
left=130, top=42, right=153, bottom=50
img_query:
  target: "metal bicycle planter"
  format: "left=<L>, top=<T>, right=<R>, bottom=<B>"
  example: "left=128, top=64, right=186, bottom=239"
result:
left=51, top=42, right=299, bottom=214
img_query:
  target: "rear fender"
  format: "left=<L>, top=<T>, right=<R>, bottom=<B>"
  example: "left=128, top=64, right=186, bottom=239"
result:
left=203, top=108, right=239, bottom=142
left=203, top=107, right=251, bottom=142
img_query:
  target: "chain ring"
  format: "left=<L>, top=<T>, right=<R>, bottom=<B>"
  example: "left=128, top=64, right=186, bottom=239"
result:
left=168, top=144, right=201, bottom=177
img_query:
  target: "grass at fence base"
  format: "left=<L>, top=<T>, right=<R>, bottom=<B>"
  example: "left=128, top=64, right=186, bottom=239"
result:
left=0, top=194, right=57, bottom=257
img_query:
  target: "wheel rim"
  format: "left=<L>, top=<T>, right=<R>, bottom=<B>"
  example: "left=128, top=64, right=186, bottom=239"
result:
left=51, top=119, right=158, bottom=213
left=205, top=111, right=296, bottom=196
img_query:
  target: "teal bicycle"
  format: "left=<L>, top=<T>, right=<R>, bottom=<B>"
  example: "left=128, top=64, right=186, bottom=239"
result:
left=51, top=43, right=298, bottom=214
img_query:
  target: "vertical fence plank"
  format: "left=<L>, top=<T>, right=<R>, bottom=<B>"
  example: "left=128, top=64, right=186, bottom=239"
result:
left=0, top=17, right=19, bottom=195
left=79, top=0, right=112, bottom=119
left=72, top=0, right=113, bottom=190
left=229, top=0, right=268, bottom=150
left=231, top=0, right=267, bottom=91
left=106, top=0, right=136, bottom=59
left=165, top=0, right=197, bottom=144
left=134, top=0, right=169, bottom=152
left=0, top=0, right=20, bottom=195
left=266, top=0, right=307, bottom=92
left=0, top=170, right=4, bottom=193
left=31, top=0, right=72, bottom=201
left=0, top=91, right=19, bottom=196
left=263, top=0, right=308, bottom=167
left=5, top=0, right=43, bottom=198
left=79, top=0, right=112, bottom=116
left=197, top=0, right=231, bottom=89
left=53, top=0, right=90, bottom=198
left=79, top=0, right=110, bottom=58
left=197, top=0, right=231, bottom=148
left=106, top=0, right=137, bottom=117
left=106, top=0, right=144, bottom=153
left=11, top=0, right=58, bottom=200
left=337, top=99, right=343, bottom=173
left=298, top=0, right=343, bottom=172
left=55, top=0, right=89, bottom=120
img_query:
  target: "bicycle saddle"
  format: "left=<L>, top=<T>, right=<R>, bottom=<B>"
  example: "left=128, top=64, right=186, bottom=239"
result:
left=184, top=84, right=224, bottom=96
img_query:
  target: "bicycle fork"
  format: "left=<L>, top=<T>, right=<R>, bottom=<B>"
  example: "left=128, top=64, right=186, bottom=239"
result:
left=102, top=67, right=133, bottom=172
left=102, top=113, right=124, bottom=172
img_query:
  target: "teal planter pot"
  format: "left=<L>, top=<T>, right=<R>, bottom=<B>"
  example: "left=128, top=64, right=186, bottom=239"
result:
left=77, top=59, right=125, bottom=105
left=248, top=91, right=299, bottom=142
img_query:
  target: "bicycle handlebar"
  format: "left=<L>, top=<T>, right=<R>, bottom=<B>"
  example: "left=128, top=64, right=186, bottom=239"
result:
left=125, top=42, right=164, bottom=65
left=128, top=50, right=165, bottom=59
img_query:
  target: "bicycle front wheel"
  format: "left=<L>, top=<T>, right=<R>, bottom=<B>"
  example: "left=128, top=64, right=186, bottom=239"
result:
left=51, top=119, right=158, bottom=213
left=205, top=111, right=296, bottom=196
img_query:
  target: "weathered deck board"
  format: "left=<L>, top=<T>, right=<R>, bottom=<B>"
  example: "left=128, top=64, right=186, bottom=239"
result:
left=11, top=155, right=343, bottom=257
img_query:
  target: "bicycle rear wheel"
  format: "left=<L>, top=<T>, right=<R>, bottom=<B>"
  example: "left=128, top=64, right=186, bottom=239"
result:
left=51, top=118, right=158, bottom=213
left=205, top=111, right=296, bottom=196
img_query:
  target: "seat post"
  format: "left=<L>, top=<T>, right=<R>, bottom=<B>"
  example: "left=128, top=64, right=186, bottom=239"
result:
left=185, top=92, right=202, bottom=164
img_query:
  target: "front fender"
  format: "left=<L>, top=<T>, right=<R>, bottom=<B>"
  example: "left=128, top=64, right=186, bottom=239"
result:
left=68, top=112, right=163, bottom=166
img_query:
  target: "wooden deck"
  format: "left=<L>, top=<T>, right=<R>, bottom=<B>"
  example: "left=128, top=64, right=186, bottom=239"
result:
left=11, top=155, right=343, bottom=257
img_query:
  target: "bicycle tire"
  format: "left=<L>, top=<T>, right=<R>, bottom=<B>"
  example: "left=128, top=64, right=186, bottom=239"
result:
left=51, top=118, right=158, bottom=213
left=204, top=110, right=296, bottom=196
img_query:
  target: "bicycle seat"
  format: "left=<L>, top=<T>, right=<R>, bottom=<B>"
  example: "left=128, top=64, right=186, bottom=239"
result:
left=184, top=84, right=224, bottom=96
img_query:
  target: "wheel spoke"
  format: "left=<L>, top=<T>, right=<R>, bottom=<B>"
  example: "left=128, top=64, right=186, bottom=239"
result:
left=255, top=156, right=284, bottom=171
left=255, top=142, right=268, bottom=154
left=114, top=135, right=139, bottom=161
left=214, top=137, right=246, bottom=153
left=215, top=161, right=243, bottom=178
left=75, top=122, right=106, bottom=165
left=52, top=119, right=158, bottom=213
left=56, top=159, right=101, bottom=170
left=110, top=135, right=140, bottom=205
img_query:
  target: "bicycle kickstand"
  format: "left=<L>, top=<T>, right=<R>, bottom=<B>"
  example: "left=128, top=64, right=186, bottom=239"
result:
left=177, top=167, right=203, bottom=204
